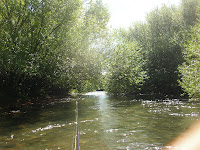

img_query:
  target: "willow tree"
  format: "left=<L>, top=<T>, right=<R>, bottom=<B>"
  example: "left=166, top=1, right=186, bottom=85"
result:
left=144, top=5, right=183, bottom=96
left=65, top=0, right=110, bottom=92
left=130, top=1, right=200, bottom=96
left=0, top=0, right=109, bottom=98
left=179, top=21, right=200, bottom=99
left=105, top=29, right=148, bottom=95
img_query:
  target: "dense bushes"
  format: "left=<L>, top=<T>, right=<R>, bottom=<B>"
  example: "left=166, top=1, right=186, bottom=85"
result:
left=179, top=23, right=200, bottom=99
left=105, top=29, right=148, bottom=95
left=0, top=0, right=109, bottom=98
left=105, top=0, right=200, bottom=98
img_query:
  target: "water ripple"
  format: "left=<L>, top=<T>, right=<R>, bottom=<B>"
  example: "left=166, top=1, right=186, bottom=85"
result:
left=32, top=124, right=65, bottom=132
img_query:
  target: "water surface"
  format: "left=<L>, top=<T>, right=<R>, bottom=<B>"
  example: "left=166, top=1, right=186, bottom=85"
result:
left=0, top=91, right=200, bottom=149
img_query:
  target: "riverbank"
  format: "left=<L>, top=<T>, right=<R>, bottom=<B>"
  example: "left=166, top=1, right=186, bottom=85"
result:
left=0, top=91, right=73, bottom=113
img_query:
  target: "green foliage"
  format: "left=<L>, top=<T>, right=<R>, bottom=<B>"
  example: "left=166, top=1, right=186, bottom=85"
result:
left=67, top=0, right=109, bottom=92
left=129, top=1, right=200, bottom=96
left=178, top=0, right=200, bottom=99
left=106, top=0, right=200, bottom=97
left=2, top=0, right=200, bottom=99
left=0, top=0, right=109, bottom=98
left=0, top=0, right=79, bottom=97
left=129, top=5, right=184, bottom=96
left=105, top=29, right=148, bottom=95
left=181, top=0, right=200, bottom=27
left=179, top=22, right=200, bottom=99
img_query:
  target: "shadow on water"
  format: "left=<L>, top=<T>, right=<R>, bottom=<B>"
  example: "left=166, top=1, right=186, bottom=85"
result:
left=0, top=95, right=79, bottom=149
left=0, top=91, right=199, bottom=149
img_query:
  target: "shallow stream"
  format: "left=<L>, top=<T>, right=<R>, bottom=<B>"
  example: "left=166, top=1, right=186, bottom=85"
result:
left=0, top=91, right=200, bottom=149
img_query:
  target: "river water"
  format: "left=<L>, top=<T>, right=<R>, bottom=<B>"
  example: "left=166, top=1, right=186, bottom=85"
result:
left=0, top=91, right=200, bottom=150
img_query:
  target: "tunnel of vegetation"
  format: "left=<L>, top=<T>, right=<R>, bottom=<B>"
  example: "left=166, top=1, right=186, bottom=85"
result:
left=1, top=0, right=200, bottom=101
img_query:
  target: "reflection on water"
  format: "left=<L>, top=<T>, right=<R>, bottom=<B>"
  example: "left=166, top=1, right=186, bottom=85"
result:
left=0, top=91, right=200, bottom=149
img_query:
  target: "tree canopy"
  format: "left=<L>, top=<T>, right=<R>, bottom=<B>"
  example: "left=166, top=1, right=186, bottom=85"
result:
left=0, top=0, right=109, bottom=98
left=1, top=0, right=200, bottom=100
left=104, top=0, right=200, bottom=99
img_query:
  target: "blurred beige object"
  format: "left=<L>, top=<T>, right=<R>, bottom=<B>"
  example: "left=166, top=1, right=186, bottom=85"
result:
left=164, top=119, right=200, bottom=150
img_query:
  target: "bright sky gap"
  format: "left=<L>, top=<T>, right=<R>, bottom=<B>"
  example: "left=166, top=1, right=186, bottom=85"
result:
left=102, top=0, right=181, bottom=28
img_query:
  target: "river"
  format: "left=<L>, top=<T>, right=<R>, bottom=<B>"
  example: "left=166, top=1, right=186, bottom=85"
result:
left=0, top=91, right=200, bottom=150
